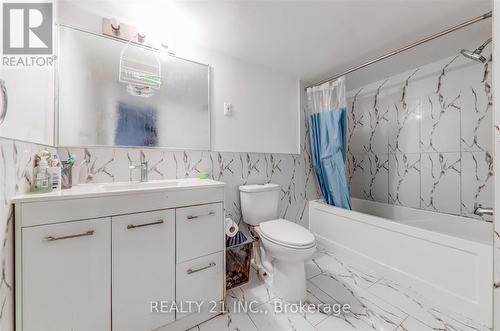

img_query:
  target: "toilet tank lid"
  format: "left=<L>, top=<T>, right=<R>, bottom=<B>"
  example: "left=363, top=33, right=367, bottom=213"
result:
left=239, top=183, right=280, bottom=193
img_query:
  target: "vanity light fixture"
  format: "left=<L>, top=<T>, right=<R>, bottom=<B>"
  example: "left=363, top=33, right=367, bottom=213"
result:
left=110, top=18, right=121, bottom=36
left=137, top=32, right=147, bottom=44
left=103, top=18, right=146, bottom=45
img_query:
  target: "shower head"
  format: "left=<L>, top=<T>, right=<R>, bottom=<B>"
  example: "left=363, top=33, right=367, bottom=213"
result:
left=460, top=37, right=492, bottom=63
left=460, top=49, right=487, bottom=63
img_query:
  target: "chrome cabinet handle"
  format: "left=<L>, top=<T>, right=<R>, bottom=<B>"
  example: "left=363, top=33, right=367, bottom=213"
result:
left=44, top=230, right=94, bottom=242
left=186, top=211, right=215, bottom=220
left=187, top=262, right=216, bottom=275
left=0, top=80, right=8, bottom=125
left=127, top=219, right=164, bottom=229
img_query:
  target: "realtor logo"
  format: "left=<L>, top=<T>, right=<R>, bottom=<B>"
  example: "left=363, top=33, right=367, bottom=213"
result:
left=3, top=3, right=53, bottom=54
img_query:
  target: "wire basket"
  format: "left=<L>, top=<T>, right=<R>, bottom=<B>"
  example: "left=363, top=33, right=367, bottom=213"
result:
left=226, top=232, right=253, bottom=290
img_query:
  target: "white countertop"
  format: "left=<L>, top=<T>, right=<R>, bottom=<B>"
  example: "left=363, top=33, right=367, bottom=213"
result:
left=12, top=178, right=225, bottom=204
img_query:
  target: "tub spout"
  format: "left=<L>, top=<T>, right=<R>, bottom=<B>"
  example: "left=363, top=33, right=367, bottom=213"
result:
left=474, top=203, right=493, bottom=216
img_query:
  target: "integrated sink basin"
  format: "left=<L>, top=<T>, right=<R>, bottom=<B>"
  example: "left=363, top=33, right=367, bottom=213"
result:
left=12, top=178, right=224, bottom=204
left=103, top=180, right=180, bottom=191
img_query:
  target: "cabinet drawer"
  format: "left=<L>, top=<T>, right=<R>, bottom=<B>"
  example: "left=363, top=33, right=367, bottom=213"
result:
left=176, top=251, right=224, bottom=319
left=176, top=203, right=223, bottom=263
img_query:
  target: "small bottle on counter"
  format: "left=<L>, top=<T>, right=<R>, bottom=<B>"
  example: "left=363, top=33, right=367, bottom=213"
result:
left=32, top=151, right=52, bottom=193
left=47, top=154, right=62, bottom=191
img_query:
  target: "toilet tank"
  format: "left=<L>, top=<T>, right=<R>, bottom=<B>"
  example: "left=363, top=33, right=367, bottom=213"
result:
left=239, top=183, right=280, bottom=225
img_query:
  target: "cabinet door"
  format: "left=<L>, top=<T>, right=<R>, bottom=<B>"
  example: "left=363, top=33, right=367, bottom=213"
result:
left=22, top=218, right=111, bottom=331
left=112, top=210, right=176, bottom=330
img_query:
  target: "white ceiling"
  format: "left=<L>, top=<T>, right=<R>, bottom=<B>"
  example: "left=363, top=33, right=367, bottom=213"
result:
left=62, top=0, right=493, bottom=86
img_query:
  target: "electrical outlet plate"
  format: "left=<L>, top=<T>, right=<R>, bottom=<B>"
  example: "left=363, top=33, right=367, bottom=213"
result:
left=224, top=102, right=232, bottom=116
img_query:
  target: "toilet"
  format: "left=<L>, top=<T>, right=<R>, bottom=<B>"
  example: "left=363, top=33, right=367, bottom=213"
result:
left=239, top=183, right=316, bottom=302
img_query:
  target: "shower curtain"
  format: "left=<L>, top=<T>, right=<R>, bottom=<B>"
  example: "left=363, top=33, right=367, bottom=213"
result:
left=307, top=77, right=352, bottom=209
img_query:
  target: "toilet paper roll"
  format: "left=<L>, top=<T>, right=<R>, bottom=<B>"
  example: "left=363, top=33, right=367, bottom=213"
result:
left=225, top=217, right=239, bottom=237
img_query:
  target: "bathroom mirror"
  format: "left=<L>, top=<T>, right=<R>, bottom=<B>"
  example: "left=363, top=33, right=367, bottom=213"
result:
left=57, top=25, right=210, bottom=150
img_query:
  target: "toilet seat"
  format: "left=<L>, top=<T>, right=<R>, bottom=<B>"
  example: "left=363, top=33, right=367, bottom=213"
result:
left=259, top=219, right=315, bottom=249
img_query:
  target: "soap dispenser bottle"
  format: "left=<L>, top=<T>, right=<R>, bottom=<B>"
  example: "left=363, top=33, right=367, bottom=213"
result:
left=32, top=153, right=52, bottom=193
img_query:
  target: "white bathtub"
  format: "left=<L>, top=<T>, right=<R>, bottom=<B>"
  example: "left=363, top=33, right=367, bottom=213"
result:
left=309, top=198, right=493, bottom=326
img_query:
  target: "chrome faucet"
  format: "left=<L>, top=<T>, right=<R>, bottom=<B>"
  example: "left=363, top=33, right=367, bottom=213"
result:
left=473, top=203, right=493, bottom=217
left=129, top=161, right=148, bottom=182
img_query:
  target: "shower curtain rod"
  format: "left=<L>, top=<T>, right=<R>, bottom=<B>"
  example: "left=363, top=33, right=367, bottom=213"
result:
left=306, top=11, right=492, bottom=90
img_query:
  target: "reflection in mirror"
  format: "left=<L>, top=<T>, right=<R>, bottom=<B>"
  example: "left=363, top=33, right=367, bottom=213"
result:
left=57, top=25, right=210, bottom=150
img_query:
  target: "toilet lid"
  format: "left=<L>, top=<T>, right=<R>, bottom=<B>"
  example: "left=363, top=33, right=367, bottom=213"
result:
left=259, top=219, right=315, bottom=247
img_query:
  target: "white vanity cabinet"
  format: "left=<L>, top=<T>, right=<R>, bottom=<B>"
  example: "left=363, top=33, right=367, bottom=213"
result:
left=13, top=179, right=225, bottom=331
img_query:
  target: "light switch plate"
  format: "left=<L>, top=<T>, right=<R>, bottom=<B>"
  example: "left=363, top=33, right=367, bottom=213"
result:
left=223, top=102, right=232, bottom=116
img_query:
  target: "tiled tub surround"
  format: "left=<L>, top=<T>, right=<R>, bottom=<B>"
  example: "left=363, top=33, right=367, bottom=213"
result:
left=0, top=138, right=56, bottom=331
left=347, top=54, right=493, bottom=221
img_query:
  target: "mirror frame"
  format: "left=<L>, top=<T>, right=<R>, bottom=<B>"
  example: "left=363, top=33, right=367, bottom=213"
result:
left=54, top=23, right=212, bottom=151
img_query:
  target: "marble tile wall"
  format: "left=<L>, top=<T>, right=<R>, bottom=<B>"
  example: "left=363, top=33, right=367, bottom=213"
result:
left=57, top=146, right=319, bottom=228
left=0, top=137, right=56, bottom=331
left=493, top=28, right=500, bottom=329
left=347, top=53, right=493, bottom=221
left=494, top=98, right=500, bottom=329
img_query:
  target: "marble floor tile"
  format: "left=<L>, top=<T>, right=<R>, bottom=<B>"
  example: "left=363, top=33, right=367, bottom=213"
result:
left=368, top=278, right=490, bottom=331
left=316, top=313, right=390, bottom=331
left=308, top=249, right=383, bottom=289
left=246, top=298, right=317, bottom=331
left=305, top=251, right=323, bottom=279
left=193, top=249, right=488, bottom=331
left=229, top=268, right=277, bottom=306
left=310, top=273, right=407, bottom=331
left=304, top=280, right=339, bottom=326
left=395, top=316, right=434, bottom=331
left=191, top=310, right=259, bottom=331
